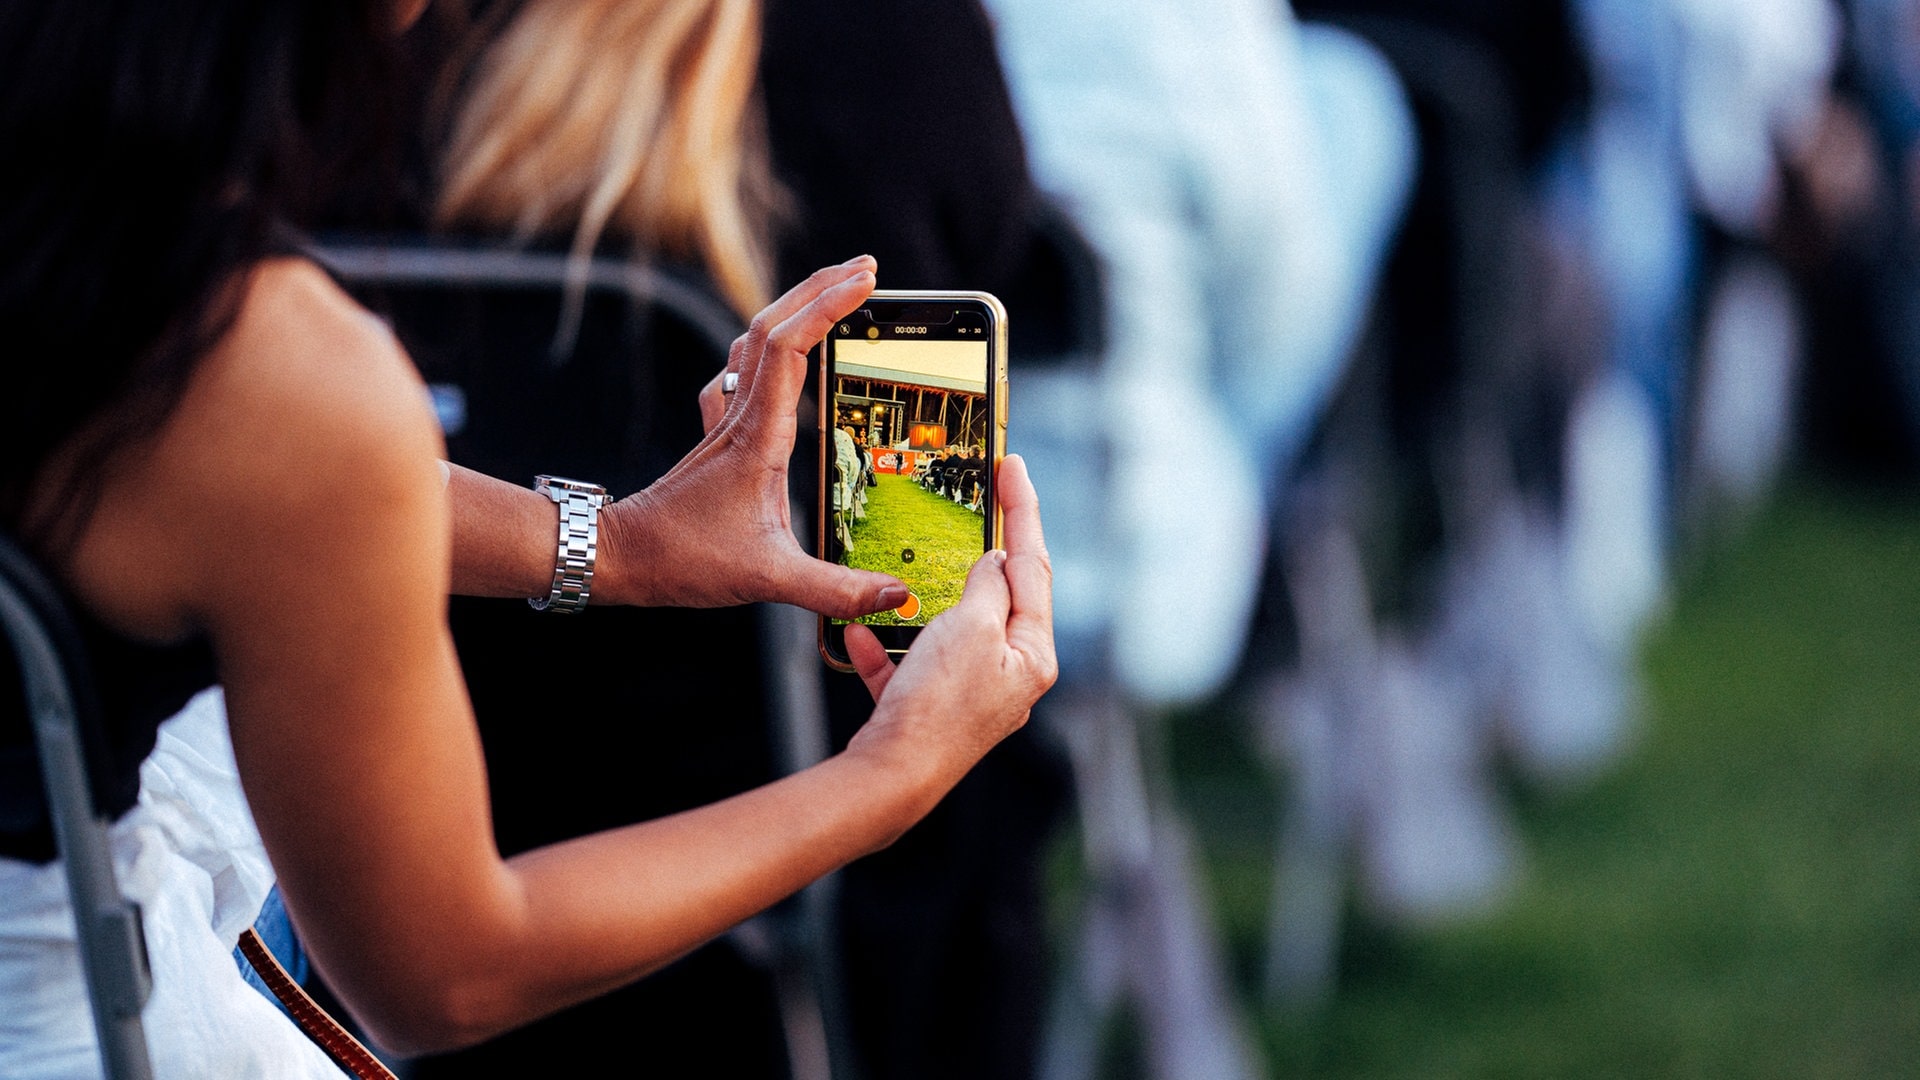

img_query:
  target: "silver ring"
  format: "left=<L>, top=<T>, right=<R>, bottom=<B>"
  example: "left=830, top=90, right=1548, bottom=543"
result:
left=721, top=371, right=740, bottom=394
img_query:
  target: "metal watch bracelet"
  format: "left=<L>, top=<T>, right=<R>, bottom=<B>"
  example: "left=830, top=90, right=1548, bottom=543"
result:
left=530, top=475, right=608, bottom=613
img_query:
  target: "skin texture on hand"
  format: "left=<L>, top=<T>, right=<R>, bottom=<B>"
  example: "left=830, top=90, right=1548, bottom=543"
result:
left=597, top=255, right=907, bottom=617
left=441, top=257, right=906, bottom=619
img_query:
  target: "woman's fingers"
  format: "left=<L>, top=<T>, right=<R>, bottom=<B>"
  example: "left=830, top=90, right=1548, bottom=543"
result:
left=980, top=455, right=1055, bottom=691
left=993, top=455, right=1054, bottom=669
left=846, top=623, right=896, bottom=702
left=996, top=454, right=1045, bottom=558
left=735, top=268, right=875, bottom=443
left=729, top=256, right=875, bottom=405
left=697, top=369, right=727, bottom=433
left=954, top=548, right=1013, bottom=627
left=727, top=258, right=864, bottom=371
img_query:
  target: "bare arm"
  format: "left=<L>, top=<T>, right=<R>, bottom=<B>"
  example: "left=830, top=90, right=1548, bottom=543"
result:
left=443, top=463, right=554, bottom=601
left=77, top=258, right=1053, bottom=1056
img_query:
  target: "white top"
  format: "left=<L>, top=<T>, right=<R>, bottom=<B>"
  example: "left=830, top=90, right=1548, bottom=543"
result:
left=0, top=688, right=347, bottom=1079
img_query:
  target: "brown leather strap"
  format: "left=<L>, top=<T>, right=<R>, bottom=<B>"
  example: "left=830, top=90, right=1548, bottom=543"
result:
left=236, top=928, right=399, bottom=1080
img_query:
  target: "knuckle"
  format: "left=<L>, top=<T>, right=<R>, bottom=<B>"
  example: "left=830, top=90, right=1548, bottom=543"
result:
left=838, top=576, right=870, bottom=613
left=769, top=309, right=814, bottom=348
left=1036, top=654, right=1060, bottom=691
left=1027, top=547, right=1054, bottom=583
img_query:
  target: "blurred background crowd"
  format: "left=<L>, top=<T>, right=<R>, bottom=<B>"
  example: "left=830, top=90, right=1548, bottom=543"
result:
left=300, top=0, right=1920, bottom=1075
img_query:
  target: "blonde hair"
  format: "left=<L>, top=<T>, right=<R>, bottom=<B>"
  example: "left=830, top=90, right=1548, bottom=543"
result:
left=436, top=0, right=775, bottom=321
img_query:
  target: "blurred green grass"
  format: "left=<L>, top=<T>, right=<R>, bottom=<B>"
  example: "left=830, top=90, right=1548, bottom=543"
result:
left=1076, top=482, right=1920, bottom=1078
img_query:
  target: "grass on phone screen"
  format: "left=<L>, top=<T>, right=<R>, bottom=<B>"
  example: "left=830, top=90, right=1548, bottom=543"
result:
left=843, top=473, right=986, bottom=626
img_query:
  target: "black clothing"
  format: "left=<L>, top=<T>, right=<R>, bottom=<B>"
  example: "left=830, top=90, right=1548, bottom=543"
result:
left=0, top=576, right=215, bottom=863
left=762, top=4, right=1074, bottom=1078
left=337, top=263, right=794, bottom=1079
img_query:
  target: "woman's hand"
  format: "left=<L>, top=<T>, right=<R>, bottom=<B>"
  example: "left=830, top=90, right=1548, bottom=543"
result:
left=596, top=256, right=908, bottom=616
left=839, top=454, right=1058, bottom=798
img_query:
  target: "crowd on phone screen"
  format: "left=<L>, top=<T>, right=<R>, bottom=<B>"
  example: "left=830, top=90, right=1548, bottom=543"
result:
left=912, top=446, right=988, bottom=512
left=836, top=434, right=986, bottom=555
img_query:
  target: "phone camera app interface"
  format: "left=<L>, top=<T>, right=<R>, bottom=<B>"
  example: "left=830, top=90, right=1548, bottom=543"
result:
left=829, top=316, right=990, bottom=628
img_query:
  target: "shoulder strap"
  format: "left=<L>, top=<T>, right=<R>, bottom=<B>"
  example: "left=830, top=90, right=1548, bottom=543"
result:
left=235, top=928, right=398, bottom=1080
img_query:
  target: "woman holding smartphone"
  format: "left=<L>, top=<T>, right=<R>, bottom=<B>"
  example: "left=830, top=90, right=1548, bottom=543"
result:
left=0, top=2, right=1055, bottom=1075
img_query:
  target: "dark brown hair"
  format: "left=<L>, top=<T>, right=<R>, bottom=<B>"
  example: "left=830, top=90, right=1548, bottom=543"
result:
left=0, top=1, right=400, bottom=547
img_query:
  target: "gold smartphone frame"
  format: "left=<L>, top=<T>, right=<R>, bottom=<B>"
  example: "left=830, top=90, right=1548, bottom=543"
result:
left=817, top=290, right=1008, bottom=671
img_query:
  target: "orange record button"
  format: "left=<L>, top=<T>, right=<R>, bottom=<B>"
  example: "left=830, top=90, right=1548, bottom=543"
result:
left=895, top=592, right=922, bottom=620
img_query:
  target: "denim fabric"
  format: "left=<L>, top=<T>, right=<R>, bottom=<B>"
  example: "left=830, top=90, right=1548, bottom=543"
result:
left=235, top=885, right=309, bottom=1020
left=1, top=692, right=345, bottom=1078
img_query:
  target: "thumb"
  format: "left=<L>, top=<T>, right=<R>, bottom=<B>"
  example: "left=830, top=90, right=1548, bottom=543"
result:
left=846, top=624, right=896, bottom=702
left=775, top=553, right=909, bottom=619
left=951, top=549, right=1012, bottom=624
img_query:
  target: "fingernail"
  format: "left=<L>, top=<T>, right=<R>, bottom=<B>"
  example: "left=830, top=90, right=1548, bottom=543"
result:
left=879, top=584, right=908, bottom=606
left=842, top=253, right=876, bottom=267
left=991, top=550, right=1008, bottom=567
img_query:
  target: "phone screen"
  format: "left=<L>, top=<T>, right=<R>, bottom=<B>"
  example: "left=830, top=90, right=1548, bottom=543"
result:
left=822, top=295, right=1002, bottom=665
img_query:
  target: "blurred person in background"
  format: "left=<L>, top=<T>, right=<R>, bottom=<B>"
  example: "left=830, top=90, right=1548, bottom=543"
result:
left=0, top=1, right=1057, bottom=1076
left=1250, top=0, right=1874, bottom=1027
left=980, top=0, right=1418, bottom=1074
left=1279, top=0, right=1614, bottom=845
left=1558, top=0, right=1837, bottom=610
left=1229, top=0, right=1653, bottom=1015
left=1785, top=0, right=1920, bottom=485
left=987, top=0, right=1415, bottom=704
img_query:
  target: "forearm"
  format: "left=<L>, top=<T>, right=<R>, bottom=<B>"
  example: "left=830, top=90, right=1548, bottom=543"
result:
left=355, top=733, right=944, bottom=1054
left=445, top=462, right=669, bottom=607
left=444, top=462, right=576, bottom=601
left=512, top=743, right=934, bottom=998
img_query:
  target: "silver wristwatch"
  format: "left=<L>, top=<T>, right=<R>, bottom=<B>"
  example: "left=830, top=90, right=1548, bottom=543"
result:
left=530, top=475, right=609, bottom=613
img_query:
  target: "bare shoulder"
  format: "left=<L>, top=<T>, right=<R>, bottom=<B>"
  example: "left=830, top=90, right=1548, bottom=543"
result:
left=208, top=257, right=435, bottom=442
left=67, top=257, right=449, bottom=637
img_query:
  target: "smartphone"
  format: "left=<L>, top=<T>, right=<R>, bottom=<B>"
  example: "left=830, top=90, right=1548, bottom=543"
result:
left=819, top=291, right=1008, bottom=671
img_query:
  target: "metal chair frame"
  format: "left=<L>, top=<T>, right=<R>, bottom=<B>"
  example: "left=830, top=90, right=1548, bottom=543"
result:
left=0, top=533, right=155, bottom=1079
